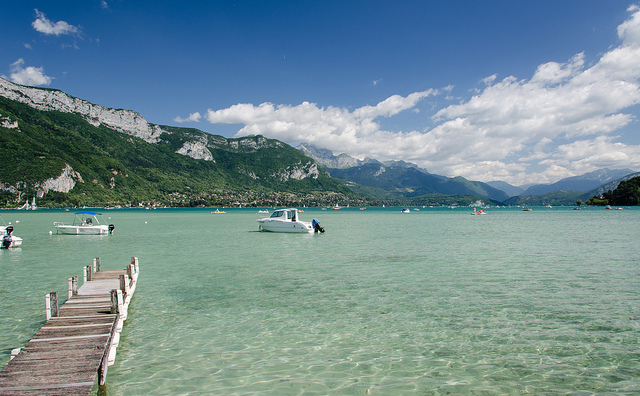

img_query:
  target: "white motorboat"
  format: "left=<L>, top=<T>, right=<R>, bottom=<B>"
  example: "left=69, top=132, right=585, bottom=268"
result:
left=1, top=215, right=22, bottom=248
left=257, top=208, right=324, bottom=233
left=54, top=212, right=115, bottom=235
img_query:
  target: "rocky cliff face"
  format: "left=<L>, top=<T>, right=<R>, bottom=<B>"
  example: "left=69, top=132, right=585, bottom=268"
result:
left=1, top=78, right=164, bottom=144
left=36, top=164, right=83, bottom=196
left=0, top=164, right=82, bottom=197
left=1, top=113, right=19, bottom=130
left=272, top=162, right=320, bottom=181
left=176, top=139, right=214, bottom=161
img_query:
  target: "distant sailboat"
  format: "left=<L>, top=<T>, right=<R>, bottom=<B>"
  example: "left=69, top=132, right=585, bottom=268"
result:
left=18, top=197, right=37, bottom=210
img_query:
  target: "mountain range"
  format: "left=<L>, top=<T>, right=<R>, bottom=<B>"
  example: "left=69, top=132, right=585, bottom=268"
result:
left=1, top=77, right=637, bottom=207
left=497, top=168, right=634, bottom=197
left=298, top=143, right=637, bottom=206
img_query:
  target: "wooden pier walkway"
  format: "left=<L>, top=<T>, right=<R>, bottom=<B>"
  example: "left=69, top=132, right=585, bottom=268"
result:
left=0, top=257, right=139, bottom=395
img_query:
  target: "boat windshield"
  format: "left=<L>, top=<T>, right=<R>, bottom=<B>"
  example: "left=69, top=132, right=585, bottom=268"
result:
left=270, top=210, right=286, bottom=218
left=73, top=212, right=103, bottom=226
left=270, top=210, right=297, bottom=220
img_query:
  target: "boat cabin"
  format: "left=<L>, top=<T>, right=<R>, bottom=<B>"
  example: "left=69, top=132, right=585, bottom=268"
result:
left=269, top=209, right=299, bottom=221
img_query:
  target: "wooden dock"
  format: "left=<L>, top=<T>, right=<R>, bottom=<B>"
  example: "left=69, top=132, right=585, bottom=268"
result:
left=0, top=257, right=139, bottom=395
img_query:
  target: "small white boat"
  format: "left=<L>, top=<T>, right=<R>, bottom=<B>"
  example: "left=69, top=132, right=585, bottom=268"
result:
left=401, top=208, right=411, bottom=213
left=257, top=209, right=269, bottom=214
left=54, top=212, right=114, bottom=235
left=1, top=215, right=22, bottom=248
left=257, top=208, right=324, bottom=233
left=471, top=208, right=487, bottom=215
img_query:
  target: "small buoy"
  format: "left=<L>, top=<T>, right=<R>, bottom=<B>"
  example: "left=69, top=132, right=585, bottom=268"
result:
left=144, top=221, right=147, bottom=224
left=49, top=231, right=52, bottom=235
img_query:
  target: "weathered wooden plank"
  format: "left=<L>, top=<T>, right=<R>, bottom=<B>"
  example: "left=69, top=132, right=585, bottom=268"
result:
left=0, top=362, right=98, bottom=378
left=5, top=349, right=105, bottom=362
left=64, top=297, right=112, bottom=303
left=77, top=280, right=120, bottom=296
left=45, top=317, right=115, bottom=326
left=0, top=381, right=95, bottom=396
left=91, top=270, right=125, bottom=278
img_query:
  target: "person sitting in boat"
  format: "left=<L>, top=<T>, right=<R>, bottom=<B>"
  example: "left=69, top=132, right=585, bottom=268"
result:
left=86, top=218, right=92, bottom=225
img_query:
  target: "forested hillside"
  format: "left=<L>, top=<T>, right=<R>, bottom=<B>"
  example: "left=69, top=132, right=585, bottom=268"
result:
left=0, top=96, right=354, bottom=208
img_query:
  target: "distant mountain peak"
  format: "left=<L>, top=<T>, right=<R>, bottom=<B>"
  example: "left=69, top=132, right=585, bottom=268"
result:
left=297, top=144, right=434, bottom=175
left=297, top=143, right=363, bottom=169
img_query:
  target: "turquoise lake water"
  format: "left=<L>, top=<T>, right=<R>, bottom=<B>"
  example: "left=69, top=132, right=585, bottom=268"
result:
left=1, top=206, right=639, bottom=395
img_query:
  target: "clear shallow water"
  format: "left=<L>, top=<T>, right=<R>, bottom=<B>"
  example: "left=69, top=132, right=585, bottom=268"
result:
left=1, top=207, right=639, bottom=395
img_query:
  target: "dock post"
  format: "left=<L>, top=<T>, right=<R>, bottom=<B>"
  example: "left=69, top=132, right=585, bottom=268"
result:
left=45, top=292, right=59, bottom=319
left=45, top=293, right=51, bottom=320
left=116, top=289, right=124, bottom=319
left=96, top=257, right=101, bottom=272
left=72, top=276, right=78, bottom=296
left=119, top=274, right=130, bottom=295
left=68, top=277, right=73, bottom=298
left=9, top=348, right=21, bottom=361
left=110, top=289, right=119, bottom=314
left=50, top=291, right=58, bottom=318
left=86, top=265, right=93, bottom=281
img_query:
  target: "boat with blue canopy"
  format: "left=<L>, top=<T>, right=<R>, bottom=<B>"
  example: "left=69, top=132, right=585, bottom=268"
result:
left=54, top=212, right=115, bottom=235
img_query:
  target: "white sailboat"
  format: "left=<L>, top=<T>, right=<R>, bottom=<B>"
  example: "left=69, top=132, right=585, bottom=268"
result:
left=17, top=197, right=37, bottom=210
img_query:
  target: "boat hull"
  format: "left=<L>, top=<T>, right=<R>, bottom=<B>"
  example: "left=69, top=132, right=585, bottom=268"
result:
left=257, top=220, right=314, bottom=233
left=1, top=236, right=22, bottom=248
left=54, top=225, right=110, bottom=235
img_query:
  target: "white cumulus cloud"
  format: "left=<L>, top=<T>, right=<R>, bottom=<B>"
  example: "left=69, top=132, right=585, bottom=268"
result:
left=32, top=9, right=80, bottom=36
left=6, top=59, right=53, bottom=86
left=174, top=112, right=202, bottom=123
left=205, top=90, right=437, bottom=158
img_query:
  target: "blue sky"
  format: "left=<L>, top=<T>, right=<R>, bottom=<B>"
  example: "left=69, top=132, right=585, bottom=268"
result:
left=2, top=1, right=640, bottom=185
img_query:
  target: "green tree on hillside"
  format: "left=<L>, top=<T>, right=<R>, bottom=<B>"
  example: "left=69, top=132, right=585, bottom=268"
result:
left=606, top=176, right=640, bottom=206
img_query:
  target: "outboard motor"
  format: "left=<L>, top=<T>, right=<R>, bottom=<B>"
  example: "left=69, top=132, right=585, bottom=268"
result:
left=2, top=226, right=14, bottom=248
left=311, top=218, right=325, bottom=233
left=108, top=224, right=115, bottom=234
